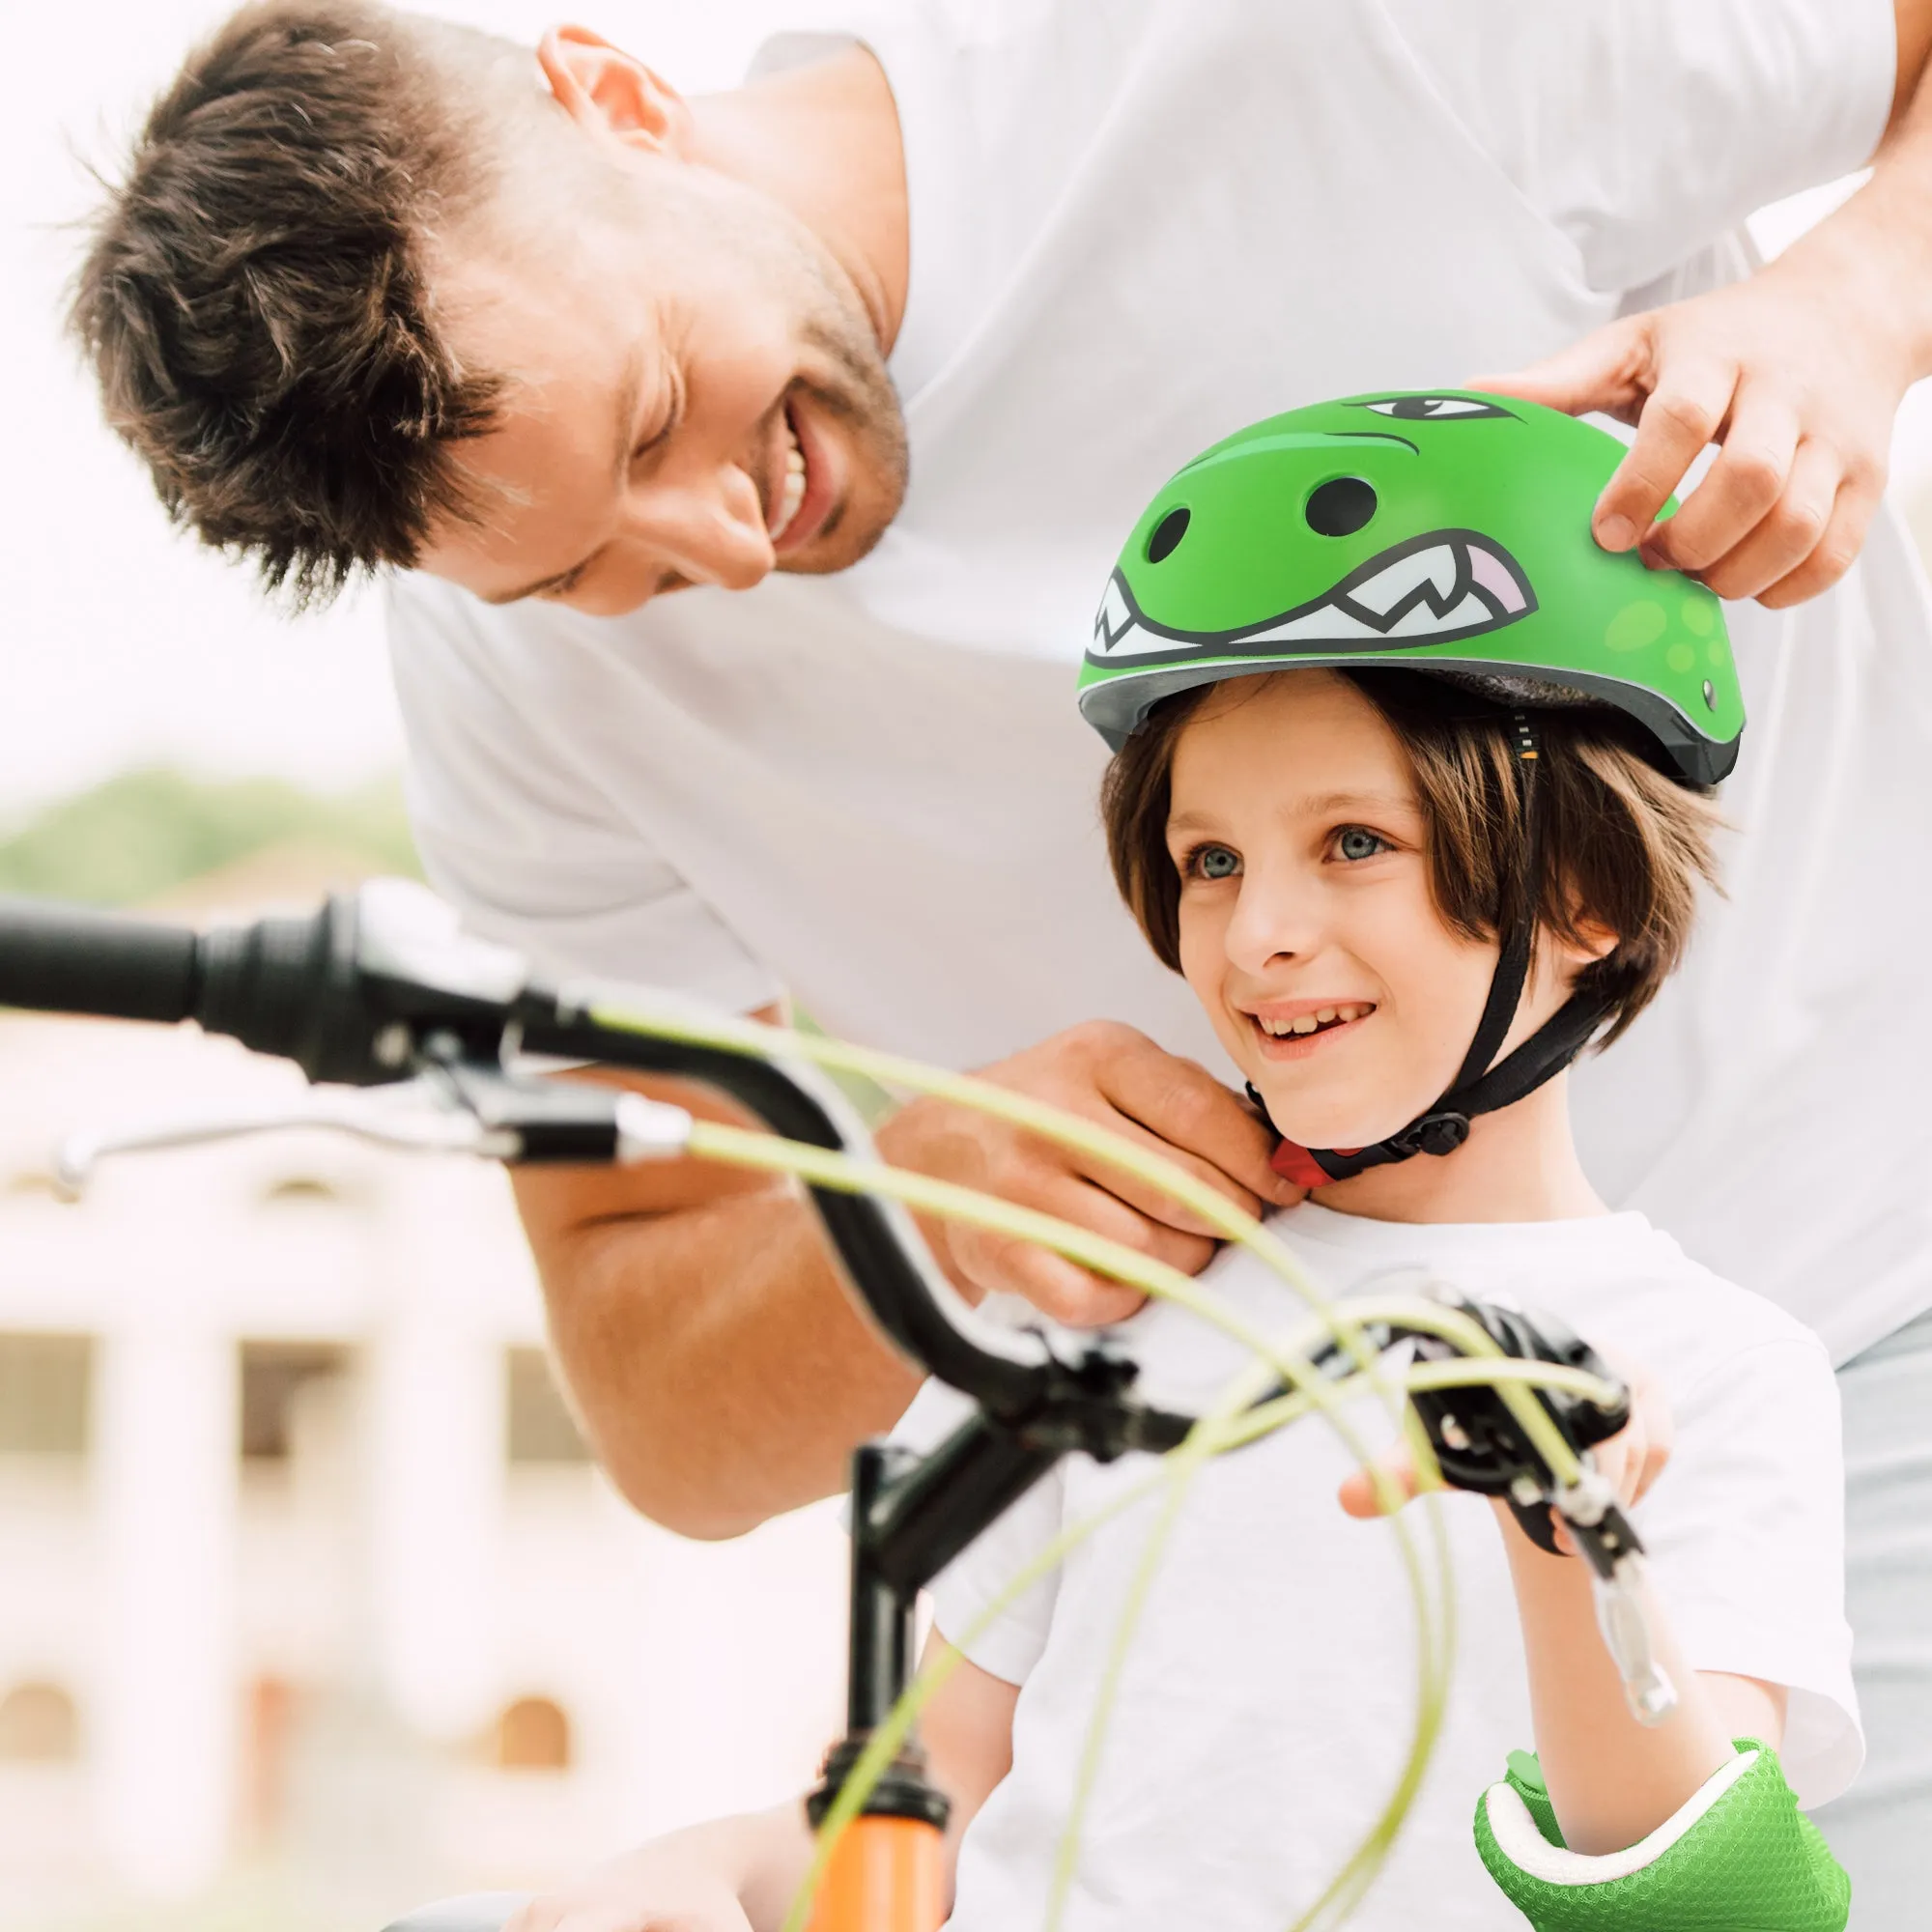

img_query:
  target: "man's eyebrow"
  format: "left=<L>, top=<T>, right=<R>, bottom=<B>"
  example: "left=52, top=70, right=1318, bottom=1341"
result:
left=477, top=347, right=647, bottom=608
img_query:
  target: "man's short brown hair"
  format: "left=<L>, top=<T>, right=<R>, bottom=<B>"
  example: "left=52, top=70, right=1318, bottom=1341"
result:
left=70, top=1, right=530, bottom=604
left=1100, top=668, right=1722, bottom=1044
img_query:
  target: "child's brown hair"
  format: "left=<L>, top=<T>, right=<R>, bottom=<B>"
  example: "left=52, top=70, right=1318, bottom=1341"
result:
left=1100, top=668, right=1722, bottom=1044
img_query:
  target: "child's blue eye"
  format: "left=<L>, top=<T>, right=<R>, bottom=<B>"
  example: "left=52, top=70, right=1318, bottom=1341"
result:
left=1192, top=844, right=1241, bottom=880
left=1335, top=827, right=1388, bottom=862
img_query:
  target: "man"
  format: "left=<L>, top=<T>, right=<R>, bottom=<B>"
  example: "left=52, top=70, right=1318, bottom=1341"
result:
left=74, top=0, right=1932, bottom=1907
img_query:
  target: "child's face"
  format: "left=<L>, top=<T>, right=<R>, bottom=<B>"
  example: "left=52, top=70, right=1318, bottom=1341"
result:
left=1168, top=671, right=1580, bottom=1153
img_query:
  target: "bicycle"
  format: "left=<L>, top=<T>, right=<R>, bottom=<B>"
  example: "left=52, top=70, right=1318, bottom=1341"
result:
left=0, top=880, right=1663, bottom=1932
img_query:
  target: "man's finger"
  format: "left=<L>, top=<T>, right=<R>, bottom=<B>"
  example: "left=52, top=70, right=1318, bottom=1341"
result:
left=1042, top=1174, right=1221, bottom=1282
left=1598, top=360, right=1740, bottom=552
left=1693, top=437, right=1842, bottom=602
left=1758, top=468, right=1885, bottom=609
left=1468, top=313, right=1652, bottom=422
left=1061, top=1101, right=1270, bottom=1236
left=1643, top=387, right=1800, bottom=575
left=962, top=1230, right=1148, bottom=1328
left=1098, top=1046, right=1295, bottom=1213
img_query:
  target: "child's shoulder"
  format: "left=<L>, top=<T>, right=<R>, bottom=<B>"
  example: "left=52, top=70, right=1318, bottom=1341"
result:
left=1254, top=1202, right=1833, bottom=1400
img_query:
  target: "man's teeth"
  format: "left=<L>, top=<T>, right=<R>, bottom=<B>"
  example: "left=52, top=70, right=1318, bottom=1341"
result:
left=1257, top=1005, right=1370, bottom=1037
left=777, top=417, right=807, bottom=534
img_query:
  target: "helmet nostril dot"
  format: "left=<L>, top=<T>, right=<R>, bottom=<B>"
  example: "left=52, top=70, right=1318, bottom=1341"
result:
left=1305, top=477, right=1378, bottom=538
left=1147, top=506, right=1191, bottom=563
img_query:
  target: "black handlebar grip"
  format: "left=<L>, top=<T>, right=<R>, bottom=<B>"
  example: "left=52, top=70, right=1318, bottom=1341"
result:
left=0, top=896, right=201, bottom=1025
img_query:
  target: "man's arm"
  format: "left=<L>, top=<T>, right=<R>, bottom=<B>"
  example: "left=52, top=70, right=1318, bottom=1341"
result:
left=512, top=1054, right=921, bottom=1541
left=1485, top=0, right=1932, bottom=608
left=516, top=1017, right=1294, bottom=1538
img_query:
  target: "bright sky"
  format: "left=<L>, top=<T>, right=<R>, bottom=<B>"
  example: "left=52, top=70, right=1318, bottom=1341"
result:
left=3, top=5, right=1928, bottom=822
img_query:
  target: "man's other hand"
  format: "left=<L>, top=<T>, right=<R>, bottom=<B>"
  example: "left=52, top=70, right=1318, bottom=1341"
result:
left=875, top=1020, right=1303, bottom=1326
left=1475, top=234, right=1918, bottom=609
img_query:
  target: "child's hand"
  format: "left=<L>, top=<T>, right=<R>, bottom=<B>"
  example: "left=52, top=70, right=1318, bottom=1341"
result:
left=505, top=1851, right=754, bottom=1932
left=1335, top=1348, right=1673, bottom=1542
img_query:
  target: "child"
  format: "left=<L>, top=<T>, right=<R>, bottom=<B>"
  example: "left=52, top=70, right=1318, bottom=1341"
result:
left=508, top=396, right=1858, bottom=1930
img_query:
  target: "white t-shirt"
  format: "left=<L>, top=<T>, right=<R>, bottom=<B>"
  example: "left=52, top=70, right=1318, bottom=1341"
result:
left=900, top=1203, right=1859, bottom=1932
left=386, top=0, right=1932, bottom=1359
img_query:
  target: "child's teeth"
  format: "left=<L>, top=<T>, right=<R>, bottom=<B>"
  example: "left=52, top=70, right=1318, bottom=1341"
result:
left=1258, top=1005, right=1371, bottom=1037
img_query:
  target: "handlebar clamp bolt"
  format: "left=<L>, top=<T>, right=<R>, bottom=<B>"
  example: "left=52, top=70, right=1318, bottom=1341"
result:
left=373, top=1022, right=412, bottom=1070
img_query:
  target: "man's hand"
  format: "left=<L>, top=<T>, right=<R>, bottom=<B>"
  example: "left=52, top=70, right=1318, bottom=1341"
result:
left=876, top=1019, right=1302, bottom=1326
left=1478, top=2, right=1932, bottom=610
left=1476, top=253, right=1913, bottom=609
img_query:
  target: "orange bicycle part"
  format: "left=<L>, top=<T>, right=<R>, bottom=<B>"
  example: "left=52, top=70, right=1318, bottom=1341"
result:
left=807, top=1812, right=946, bottom=1932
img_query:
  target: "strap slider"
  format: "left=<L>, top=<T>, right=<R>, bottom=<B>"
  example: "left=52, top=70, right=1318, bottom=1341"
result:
left=1394, top=1111, right=1471, bottom=1158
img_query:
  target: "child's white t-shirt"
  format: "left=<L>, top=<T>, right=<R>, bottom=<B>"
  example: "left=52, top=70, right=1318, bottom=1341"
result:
left=897, top=1202, right=1859, bottom=1932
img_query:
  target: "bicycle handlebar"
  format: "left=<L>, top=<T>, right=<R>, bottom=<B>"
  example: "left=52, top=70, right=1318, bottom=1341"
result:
left=0, top=883, right=1187, bottom=1445
left=0, top=897, right=203, bottom=1026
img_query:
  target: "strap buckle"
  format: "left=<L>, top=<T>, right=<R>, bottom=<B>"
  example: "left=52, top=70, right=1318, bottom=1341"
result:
left=1389, top=1111, right=1471, bottom=1159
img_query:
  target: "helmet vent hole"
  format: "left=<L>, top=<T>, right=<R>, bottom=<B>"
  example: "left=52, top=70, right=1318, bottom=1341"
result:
left=1146, top=506, right=1191, bottom=563
left=1306, top=477, right=1377, bottom=538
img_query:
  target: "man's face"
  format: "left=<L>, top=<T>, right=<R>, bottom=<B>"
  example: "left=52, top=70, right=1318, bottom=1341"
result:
left=418, top=154, right=907, bottom=616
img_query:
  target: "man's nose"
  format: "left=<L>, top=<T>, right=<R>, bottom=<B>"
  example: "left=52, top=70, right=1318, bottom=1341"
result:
left=627, top=462, right=775, bottom=593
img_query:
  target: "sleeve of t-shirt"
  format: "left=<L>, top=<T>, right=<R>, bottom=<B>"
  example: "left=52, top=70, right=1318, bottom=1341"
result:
left=890, top=1378, right=1066, bottom=1689
left=1382, top=0, right=1896, bottom=292
left=1635, top=1333, right=1861, bottom=1808
left=384, top=575, right=783, bottom=1010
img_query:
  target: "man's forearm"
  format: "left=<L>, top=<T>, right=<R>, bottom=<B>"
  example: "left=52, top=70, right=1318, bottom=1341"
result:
left=1788, top=4, right=1932, bottom=384
left=520, top=1171, right=919, bottom=1539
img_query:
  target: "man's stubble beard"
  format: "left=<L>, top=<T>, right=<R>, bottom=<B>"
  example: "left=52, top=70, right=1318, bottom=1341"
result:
left=781, top=248, right=909, bottom=576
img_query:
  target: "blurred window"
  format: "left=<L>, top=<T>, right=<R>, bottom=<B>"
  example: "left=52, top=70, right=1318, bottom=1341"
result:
left=494, top=1695, right=572, bottom=1772
left=240, top=1342, right=350, bottom=1462
left=0, top=1682, right=80, bottom=1762
left=0, top=1333, right=92, bottom=1457
left=506, top=1348, right=590, bottom=1466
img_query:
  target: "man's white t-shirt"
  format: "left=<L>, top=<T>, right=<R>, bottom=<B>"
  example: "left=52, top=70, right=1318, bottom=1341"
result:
left=387, top=0, right=1932, bottom=1360
left=898, top=1204, right=1859, bottom=1932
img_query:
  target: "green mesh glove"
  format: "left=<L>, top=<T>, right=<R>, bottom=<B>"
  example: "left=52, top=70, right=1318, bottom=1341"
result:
left=1473, top=1740, right=1849, bottom=1930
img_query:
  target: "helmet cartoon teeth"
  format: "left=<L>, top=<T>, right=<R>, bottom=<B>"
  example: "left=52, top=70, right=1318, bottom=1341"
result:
left=1083, top=390, right=1745, bottom=1189
left=1079, top=389, right=1743, bottom=786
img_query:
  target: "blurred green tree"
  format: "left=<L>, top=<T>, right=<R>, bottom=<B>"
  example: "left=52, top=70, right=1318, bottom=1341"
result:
left=0, top=769, right=419, bottom=906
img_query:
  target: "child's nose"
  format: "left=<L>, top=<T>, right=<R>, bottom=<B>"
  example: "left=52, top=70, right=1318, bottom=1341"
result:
left=1223, top=873, right=1323, bottom=975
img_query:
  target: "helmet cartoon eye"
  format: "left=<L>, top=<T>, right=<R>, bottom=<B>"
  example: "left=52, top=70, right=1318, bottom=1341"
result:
left=1146, top=506, right=1191, bottom=562
left=1362, top=396, right=1515, bottom=421
left=1305, top=477, right=1378, bottom=537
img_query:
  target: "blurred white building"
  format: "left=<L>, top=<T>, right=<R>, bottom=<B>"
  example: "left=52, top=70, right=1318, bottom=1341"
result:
left=0, top=862, right=848, bottom=1930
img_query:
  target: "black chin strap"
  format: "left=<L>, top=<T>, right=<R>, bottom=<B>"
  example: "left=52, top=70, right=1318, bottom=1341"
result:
left=1255, top=714, right=1612, bottom=1187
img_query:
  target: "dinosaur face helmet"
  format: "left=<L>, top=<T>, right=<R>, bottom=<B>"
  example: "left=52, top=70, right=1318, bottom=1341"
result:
left=1078, top=389, right=1742, bottom=785
left=1079, top=391, right=1743, bottom=1186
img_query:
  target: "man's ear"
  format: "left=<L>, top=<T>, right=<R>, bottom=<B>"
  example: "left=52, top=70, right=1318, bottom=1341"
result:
left=538, top=25, right=692, bottom=156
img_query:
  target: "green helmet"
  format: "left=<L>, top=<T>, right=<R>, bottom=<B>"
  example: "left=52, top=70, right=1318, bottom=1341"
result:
left=1078, top=389, right=1742, bottom=784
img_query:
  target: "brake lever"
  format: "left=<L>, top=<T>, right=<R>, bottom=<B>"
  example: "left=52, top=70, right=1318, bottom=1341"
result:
left=54, top=1062, right=694, bottom=1196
